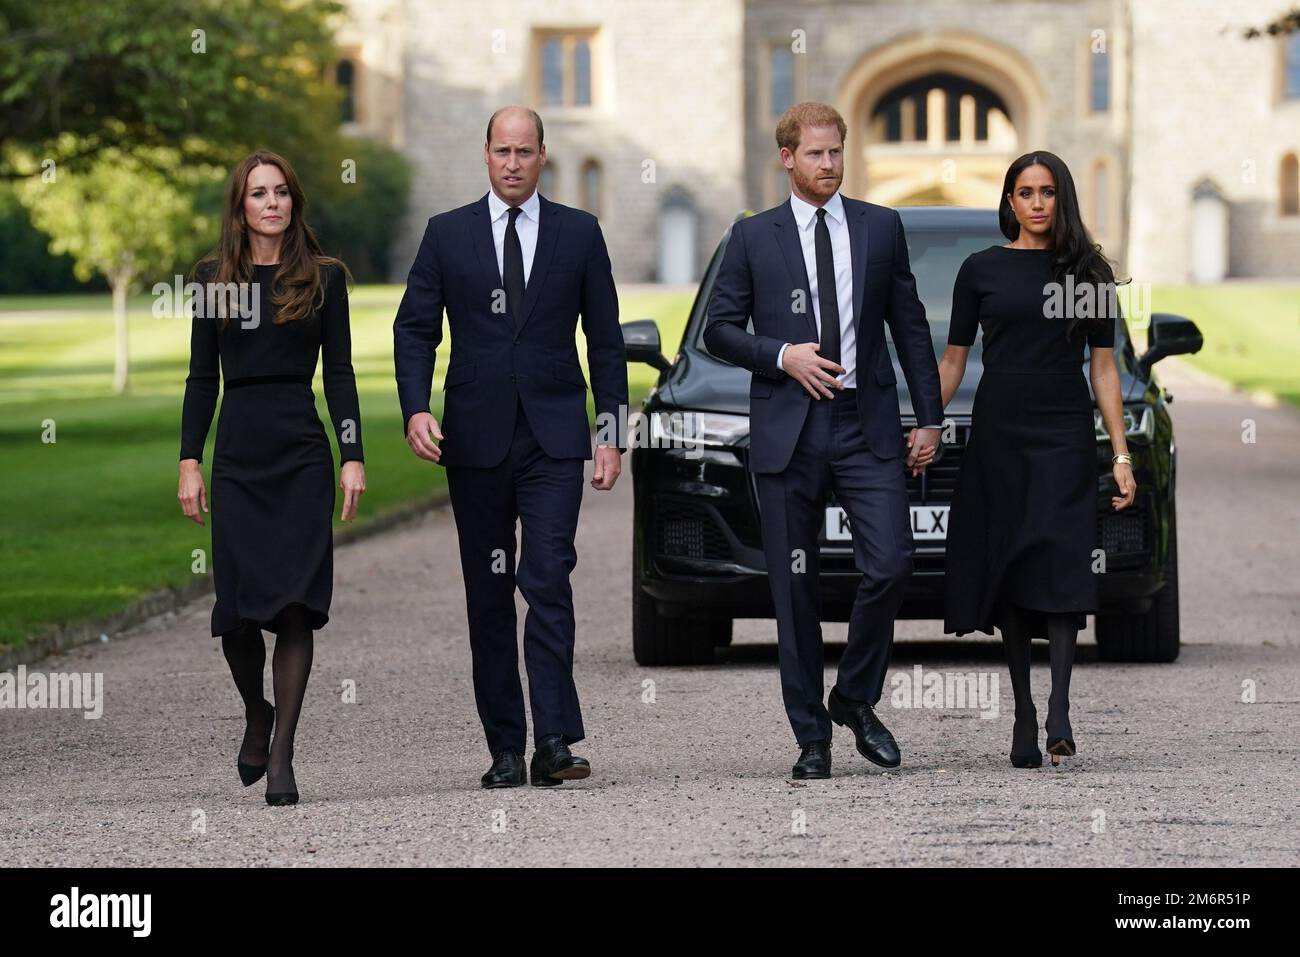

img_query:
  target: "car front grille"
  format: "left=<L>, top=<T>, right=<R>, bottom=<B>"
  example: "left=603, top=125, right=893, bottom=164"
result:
left=907, top=445, right=964, bottom=504
left=1097, top=497, right=1152, bottom=566
left=654, top=499, right=733, bottom=562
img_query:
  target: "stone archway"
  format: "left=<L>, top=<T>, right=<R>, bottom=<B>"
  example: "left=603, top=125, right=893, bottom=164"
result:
left=836, top=31, right=1049, bottom=207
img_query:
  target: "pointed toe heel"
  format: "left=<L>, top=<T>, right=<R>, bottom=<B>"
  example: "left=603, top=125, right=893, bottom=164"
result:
left=1046, top=737, right=1076, bottom=766
left=236, top=700, right=275, bottom=787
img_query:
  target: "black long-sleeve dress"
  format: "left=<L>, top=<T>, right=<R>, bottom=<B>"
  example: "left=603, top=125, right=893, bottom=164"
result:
left=180, top=261, right=363, bottom=636
left=942, top=246, right=1115, bottom=639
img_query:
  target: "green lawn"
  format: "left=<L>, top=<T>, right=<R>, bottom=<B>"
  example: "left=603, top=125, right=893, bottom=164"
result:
left=1150, top=285, right=1300, bottom=407
left=0, top=285, right=693, bottom=650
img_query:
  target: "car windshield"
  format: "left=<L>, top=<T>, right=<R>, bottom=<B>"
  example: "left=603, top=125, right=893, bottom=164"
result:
left=900, top=226, right=1002, bottom=351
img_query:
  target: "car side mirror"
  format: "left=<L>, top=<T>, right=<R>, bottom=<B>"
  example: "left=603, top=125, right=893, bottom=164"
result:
left=622, top=319, right=671, bottom=372
left=1138, top=312, right=1203, bottom=378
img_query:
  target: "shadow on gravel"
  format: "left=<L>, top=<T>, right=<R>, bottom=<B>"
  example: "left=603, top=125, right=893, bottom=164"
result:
left=717, top=640, right=1106, bottom=665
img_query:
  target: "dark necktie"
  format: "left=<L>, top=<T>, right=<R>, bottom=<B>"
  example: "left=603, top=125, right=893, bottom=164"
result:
left=814, top=207, right=841, bottom=367
left=504, top=206, right=525, bottom=327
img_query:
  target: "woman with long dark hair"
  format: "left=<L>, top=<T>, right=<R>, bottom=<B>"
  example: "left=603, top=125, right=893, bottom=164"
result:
left=935, top=151, right=1135, bottom=768
left=177, top=150, right=366, bottom=805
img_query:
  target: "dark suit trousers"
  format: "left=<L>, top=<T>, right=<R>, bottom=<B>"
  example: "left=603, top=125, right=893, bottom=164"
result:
left=445, top=397, right=586, bottom=756
left=754, top=389, right=914, bottom=745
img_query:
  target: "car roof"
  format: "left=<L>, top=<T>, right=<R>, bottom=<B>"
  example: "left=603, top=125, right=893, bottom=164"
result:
left=896, top=206, right=999, bottom=227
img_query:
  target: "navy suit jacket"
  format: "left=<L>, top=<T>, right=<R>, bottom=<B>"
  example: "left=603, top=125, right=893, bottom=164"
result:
left=703, top=197, right=943, bottom=474
left=394, top=193, right=628, bottom=469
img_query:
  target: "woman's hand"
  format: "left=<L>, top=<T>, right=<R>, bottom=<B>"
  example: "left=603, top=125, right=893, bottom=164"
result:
left=340, top=460, right=366, bottom=522
left=178, top=459, right=208, bottom=525
left=1112, top=461, right=1136, bottom=510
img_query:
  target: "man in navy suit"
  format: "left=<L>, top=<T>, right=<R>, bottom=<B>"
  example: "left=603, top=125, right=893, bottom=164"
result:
left=704, top=102, right=943, bottom=779
left=394, top=106, right=627, bottom=789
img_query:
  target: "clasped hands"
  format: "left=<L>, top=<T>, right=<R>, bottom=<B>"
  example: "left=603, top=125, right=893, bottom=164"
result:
left=780, top=342, right=940, bottom=478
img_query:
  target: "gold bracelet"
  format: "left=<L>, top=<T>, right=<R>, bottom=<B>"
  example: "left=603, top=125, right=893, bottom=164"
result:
left=1112, top=453, right=1132, bottom=465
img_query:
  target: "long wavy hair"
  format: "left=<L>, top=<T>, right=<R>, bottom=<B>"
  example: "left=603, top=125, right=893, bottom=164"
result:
left=998, top=150, right=1124, bottom=340
left=195, top=150, right=348, bottom=329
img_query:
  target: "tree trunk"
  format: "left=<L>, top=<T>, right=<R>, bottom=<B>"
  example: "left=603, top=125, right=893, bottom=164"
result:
left=111, top=266, right=133, bottom=395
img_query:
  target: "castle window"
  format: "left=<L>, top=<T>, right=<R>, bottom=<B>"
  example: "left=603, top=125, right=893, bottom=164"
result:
left=1090, top=49, right=1111, bottom=112
left=1281, top=153, right=1299, bottom=216
left=535, top=30, right=597, bottom=108
left=1286, top=34, right=1300, bottom=99
left=581, top=158, right=602, bottom=216
left=770, top=45, right=794, bottom=117
left=336, top=56, right=358, bottom=125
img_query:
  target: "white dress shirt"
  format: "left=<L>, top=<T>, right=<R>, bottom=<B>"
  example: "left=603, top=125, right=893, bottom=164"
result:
left=777, top=191, right=858, bottom=387
left=487, top=188, right=540, bottom=284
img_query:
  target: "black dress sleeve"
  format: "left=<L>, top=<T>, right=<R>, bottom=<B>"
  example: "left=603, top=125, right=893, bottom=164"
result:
left=320, top=264, right=364, bottom=464
left=1087, top=279, right=1119, bottom=349
left=947, top=254, right=980, bottom=347
left=180, top=263, right=220, bottom=462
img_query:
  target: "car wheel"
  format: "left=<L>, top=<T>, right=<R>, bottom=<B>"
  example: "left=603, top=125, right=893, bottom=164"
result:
left=1096, top=501, right=1180, bottom=663
left=632, top=547, right=729, bottom=665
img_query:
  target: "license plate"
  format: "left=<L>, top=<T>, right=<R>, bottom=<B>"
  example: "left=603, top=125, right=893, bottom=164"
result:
left=824, top=505, right=950, bottom=542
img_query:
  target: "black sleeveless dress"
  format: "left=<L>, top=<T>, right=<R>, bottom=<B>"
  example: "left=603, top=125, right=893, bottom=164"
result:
left=179, top=262, right=363, bottom=636
left=942, top=246, right=1116, bottom=640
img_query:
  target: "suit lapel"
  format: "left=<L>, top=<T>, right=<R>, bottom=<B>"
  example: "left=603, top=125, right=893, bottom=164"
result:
left=516, top=195, right=560, bottom=335
left=470, top=194, right=502, bottom=294
left=773, top=202, right=819, bottom=343
left=846, top=199, right=868, bottom=333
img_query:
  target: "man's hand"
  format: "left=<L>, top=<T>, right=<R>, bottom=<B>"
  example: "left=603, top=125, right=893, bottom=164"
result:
left=591, top=445, right=622, bottom=490
left=906, top=426, right=940, bottom=477
left=782, top=342, right=845, bottom=400
left=405, top=412, right=443, bottom=463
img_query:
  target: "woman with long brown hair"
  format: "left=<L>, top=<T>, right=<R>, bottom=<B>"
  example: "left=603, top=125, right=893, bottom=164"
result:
left=177, top=150, right=366, bottom=805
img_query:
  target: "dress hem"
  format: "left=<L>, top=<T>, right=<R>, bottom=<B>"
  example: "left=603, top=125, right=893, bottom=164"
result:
left=210, top=600, right=330, bottom=637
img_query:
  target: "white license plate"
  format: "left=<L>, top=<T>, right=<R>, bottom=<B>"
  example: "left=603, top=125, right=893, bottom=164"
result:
left=824, top=505, right=950, bottom=542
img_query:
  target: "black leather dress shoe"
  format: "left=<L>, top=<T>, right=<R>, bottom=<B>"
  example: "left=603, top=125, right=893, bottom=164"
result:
left=828, top=686, right=901, bottom=768
left=481, top=750, right=526, bottom=789
left=529, top=734, right=591, bottom=787
left=792, top=740, right=831, bottom=779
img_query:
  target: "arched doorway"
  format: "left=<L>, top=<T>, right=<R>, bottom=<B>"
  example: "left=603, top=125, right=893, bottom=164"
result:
left=836, top=32, right=1048, bottom=207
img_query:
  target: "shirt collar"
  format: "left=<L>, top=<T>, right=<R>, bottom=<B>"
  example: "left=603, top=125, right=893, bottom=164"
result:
left=488, top=188, right=540, bottom=223
left=790, top=190, right=845, bottom=230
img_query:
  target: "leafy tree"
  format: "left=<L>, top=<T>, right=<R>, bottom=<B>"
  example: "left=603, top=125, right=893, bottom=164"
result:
left=18, top=144, right=220, bottom=393
left=0, top=0, right=345, bottom=177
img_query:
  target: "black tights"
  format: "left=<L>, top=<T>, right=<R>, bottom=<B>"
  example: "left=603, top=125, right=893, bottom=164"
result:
left=999, top=603, right=1078, bottom=748
left=221, top=605, right=314, bottom=790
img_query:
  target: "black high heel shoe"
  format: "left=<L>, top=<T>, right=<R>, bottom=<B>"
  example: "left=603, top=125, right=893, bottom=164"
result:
left=265, top=763, right=298, bottom=806
left=1010, top=711, right=1042, bottom=769
left=1046, top=736, right=1076, bottom=766
left=236, top=700, right=275, bottom=787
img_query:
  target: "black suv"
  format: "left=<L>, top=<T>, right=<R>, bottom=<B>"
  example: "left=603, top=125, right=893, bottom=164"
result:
left=623, top=207, right=1203, bottom=665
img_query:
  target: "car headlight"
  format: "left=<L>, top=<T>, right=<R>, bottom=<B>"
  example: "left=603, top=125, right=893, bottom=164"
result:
left=650, top=410, right=749, bottom=448
left=1095, top=406, right=1154, bottom=443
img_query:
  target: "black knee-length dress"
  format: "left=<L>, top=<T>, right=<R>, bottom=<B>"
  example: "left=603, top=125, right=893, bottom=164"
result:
left=179, top=261, right=363, bottom=636
left=942, top=246, right=1115, bottom=639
